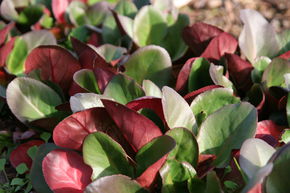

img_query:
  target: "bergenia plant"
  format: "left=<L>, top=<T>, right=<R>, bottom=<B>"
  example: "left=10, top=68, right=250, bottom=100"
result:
left=0, top=0, right=289, bottom=193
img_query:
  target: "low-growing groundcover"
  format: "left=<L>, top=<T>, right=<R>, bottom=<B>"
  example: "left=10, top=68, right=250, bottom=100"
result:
left=0, top=0, right=290, bottom=193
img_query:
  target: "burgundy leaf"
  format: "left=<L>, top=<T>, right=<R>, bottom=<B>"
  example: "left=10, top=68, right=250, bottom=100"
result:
left=279, top=50, right=290, bottom=59
left=93, top=67, right=115, bottom=93
left=25, top=45, right=81, bottom=92
left=225, top=53, right=254, bottom=92
left=42, top=149, right=92, bottom=193
left=197, top=154, right=216, bottom=178
left=71, top=37, right=114, bottom=72
left=102, top=99, right=163, bottom=151
left=9, top=140, right=44, bottom=169
left=69, top=81, right=89, bottom=96
left=126, top=96, right=165, bottom=122
left=184, top=85, right=223, bottom=103
left=255, top=120, right=284, bottom=146
left=182, top=22, right=223, bottom=56
left=136, top=156, right=167, bottom=189
left=87, top=32, right=102, bottom=48
left=201, top=32, right=238, bottom=61
left=0, top=22, right=15, bottom=46
left=53, top=108, right=119, bottom=150
left=0, top=37, right=16, bottom=67
left=175, top=57, right=197, bottom=92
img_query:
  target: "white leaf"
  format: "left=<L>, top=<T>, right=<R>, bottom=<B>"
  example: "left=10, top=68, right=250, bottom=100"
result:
left=70, top=93, right=114, bottom=113
left=239, top=9, right=280, bottom=63
left=162, top=86, right=196, bottom=133
left=142, top=80, right=162, bottom=97
left=239, top=138, right=275, bottom=179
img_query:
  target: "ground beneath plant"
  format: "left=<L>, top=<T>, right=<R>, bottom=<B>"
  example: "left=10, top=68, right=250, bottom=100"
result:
left=181, top=0, right=290, bottom=37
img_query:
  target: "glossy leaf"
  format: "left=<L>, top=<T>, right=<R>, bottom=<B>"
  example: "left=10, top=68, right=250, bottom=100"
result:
left=190, top=88, right=240, bottom=126
left=255, top=120, right=283, bottom=144
left=142, top=80, right=162, bottom=97
left=0, top=22, right=14, bottom=46
left=30, top=143, right=60, bottom=193
left=95, top=44, right=127, bottom=63
left=175, top=57, right=196, bottom=92
left=209, top=63, right=234, bottom=89
left=136, top=135, right=176, bottom=176
left=239, top=138, right=275, bottom=179
left=104, top=74, right=145, bottom=105
left=0, top=37, right=16, bottom=67
left=85, top=175, right=148, bottom=193
left=70, top=93, right=113, bottom=113
left=201, top=32, right=238, bottom=61
left=73, top=69, right=100, bottom=93
left=197, top=102, right=257, bottom=167
left=22, top=30, right=57, bottom=52
left=133, top=6, right=167, bottom=46
left=188, top=57, right=213, bottom=92
left=166, top=128, right=199, bottom=167
left=102, top=99, right=162, bottom=151
left=52, top=0, right=69, bottom=23
left=239, top=9, right=280, bottom=63
left=182, top=22, right=223, bottom=56
left=6, top=77, right=62, bottom=122
left=42, top=149, right=92, bottom=193
left=0, top=0, right=19, bottom=21
left=184, top=85, right=223, bottom=103
left=83, top=132, right=133, bottom=180
left=9, top=140, right=44, bottom=169
left=53, top=108, right=119, bottom=150
left=262, top=58, right=290, bottom=88
left=162, top=86, right=197, bottom=133
left=124, top=45, right=172, bottom=88
left=25, top=45, right=81, bottom=92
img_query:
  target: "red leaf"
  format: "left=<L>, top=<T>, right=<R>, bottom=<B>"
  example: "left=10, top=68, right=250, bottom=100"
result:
left=175, top=57, right=197, bottom=92
left=126, top=97, right=165, bottom=122
left=255, top=120, right=284, bottom=146
left=0, top=22, right=15, bottom=46
left=52, top=0, right=70, bottom=23
left=71, top=37, right=114, bottom=72
left=225, top=54, right=254, bottom=92
left=248, top=184, right=262, bottom=193
left=184, top=85, right=223, bottom=103
left=279, top=51, right=290, bottom=59
left=0, top=37, right=16, bottom=67
left=25, top=45, right=81, bottom=92
left=102, top=100, right=163, bottom=151
left=201, top=32, right=238, bottom=61
left=93, top=67, right=115, bottom=93
left=197, top=154, right=216, bottom=178
left=69, top=81, right=89, bottom=96
left=87, top=32, right=102, bottom=47
left=136, top=156, right=167, bottom=189
left=9, top=140, right=44, bottom=169
left=182, top=22, right=223, bottom=56
left=53, top=108, right=115, bottom=150
left=42, top=149, right=92, bottom=193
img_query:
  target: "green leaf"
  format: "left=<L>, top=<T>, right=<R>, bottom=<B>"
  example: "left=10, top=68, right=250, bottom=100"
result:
left=124, top=45, right=172, bottom=87
left=83, top=132, right=133, bottom=180
left=264, top=143, right=290, bottom=193
left=16, top=163, right=28, bottom=174
left=30, top=143, right=59, bottom=193
left=133, top=6, right=167, bottom=46
left=160, top=159, right=196, bottom=193
left=287, top=94, right=290, bottom=126
left=11, top=178, right=25, bottom=186
left=239, top=138, right=275, bottom=179
left=6, top=77, right=62, bottom=123
left=197, top=102, right=257, bottom=167
left=67, top=1, right=87, bottom=26
left=278, top=29, right=290, bottom=55
left=85, top=175, right=148, bottom=193
left=17, top=5, right=43, bottom=26
left=251, top=56, right=271, bottom=83
left=281, top=129, right=290, bottom=144
left=162, top=86, right=197, bottom=133
left=115, top=0, right=137, bottom=18
left=190, top=88, right=240, bottom=126
left=142, top=80, right=162, bottom=97
left=262, top=58, right=290, bottom=88
left=188, top=58, right=213, bottom=92
left=6, top=37, right=28, bottom=75
left=73, top=69, right=100, bottom=93
left=204, top=171, right=223, bottom=193
left=22, top=30, right=57, bottom=52
left=95, top=44, right=127, bottom=63
left=27, top=146, right=39, bottom=160
left=166, top=128, right=199, bottom=167
left=161, top=14, right=189, bottom=61
left=87, top=2, right=110, bottom=26
left=0, top=159, right=5, bottom=171
left=224, top=180, right=239, bottom=192
left=40, top=132, right=51, bottom=143
left=104, top=74, right=144, bottom=105
left=135, top=135, right=176, bottom=176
